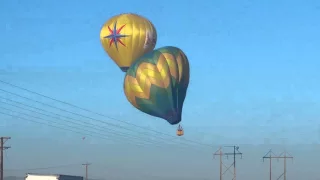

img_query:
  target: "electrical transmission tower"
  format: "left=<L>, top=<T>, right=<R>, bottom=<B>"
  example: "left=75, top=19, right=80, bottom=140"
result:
left=262, top=150, right=293, bottom=180
left=0, top=137, right=11, bottom=180
left=276, top=151, right=293, bottom=180
left=82, top=163, right=91, bottom=180
left=213, top=147, right=224, bottom=180
left=262, top=149, right=277, bottom=180
left=213, top=146, right=242, bottom=180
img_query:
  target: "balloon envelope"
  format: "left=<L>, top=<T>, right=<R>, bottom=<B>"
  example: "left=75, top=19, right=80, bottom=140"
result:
left=100, top=13, right=157, bottom=72
left=124, top=46, right=190, bottom=125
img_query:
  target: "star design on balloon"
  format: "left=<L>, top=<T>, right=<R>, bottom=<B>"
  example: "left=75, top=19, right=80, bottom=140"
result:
left=104, top=21, right=129, bottom=50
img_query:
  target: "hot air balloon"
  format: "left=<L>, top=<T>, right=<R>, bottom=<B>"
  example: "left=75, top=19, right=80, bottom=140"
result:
left=123, top=46, right=190, bottom=125
left=100, top=13, right=157, bottom=72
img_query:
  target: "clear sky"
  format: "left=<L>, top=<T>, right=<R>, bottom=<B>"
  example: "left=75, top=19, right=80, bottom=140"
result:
left=0, top=0, right=320, bottom=179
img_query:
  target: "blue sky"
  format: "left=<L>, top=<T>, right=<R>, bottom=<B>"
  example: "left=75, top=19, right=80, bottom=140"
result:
left=1, top=0, right=320, bottom=179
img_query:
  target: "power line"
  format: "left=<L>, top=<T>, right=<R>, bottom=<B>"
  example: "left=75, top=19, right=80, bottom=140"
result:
left=0, top=81, right=213, bottom=147
left=0, top=88, right=141, bottom=134
left=0, top=108, right=209, bottom=154
left=0, top=111, right=157, bottom=148
left=0, top=137, right=10, bottom=180
left=5, top=163, right=82, bottom=171
left=0, top=97, right=205, bottom=149
left=0, top=102, right=166, bottom=146
left=0, top=103, right=211, bottom=154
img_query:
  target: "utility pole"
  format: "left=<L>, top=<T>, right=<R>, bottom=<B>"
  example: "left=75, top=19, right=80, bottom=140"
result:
left=276, top=151, right=293, bottom=180
left=82, top=163, right=91, bottom=180
left=262, top=149, right=277, bottom=180
left=263, top=150, right=293, bottom=180
left=213, top=147, right=223, bottom=180
left=0, top=137, right=11, bottom=180
left=224, top=146, right=242, bottom=180
left=214, top=146, right=242, bottom=180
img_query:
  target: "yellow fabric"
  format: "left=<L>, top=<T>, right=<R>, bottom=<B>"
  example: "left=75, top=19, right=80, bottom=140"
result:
left=100, top=13, right=157, bottom=71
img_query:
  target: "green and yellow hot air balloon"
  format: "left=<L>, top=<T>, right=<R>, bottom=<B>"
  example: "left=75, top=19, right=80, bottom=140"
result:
left=124, top=46, right=190, bottom=125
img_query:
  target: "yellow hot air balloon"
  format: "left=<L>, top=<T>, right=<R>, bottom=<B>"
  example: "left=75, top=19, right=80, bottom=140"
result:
left=100, top=13, right=157, bottom=72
